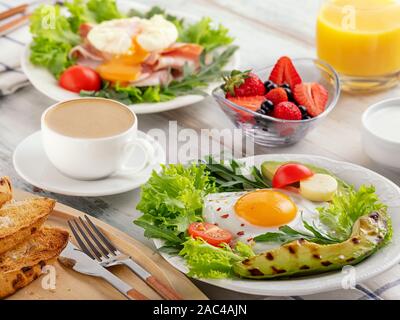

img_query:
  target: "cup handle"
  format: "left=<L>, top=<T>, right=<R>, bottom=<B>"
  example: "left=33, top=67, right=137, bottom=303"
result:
left=116, top=138, right=156, bottom=176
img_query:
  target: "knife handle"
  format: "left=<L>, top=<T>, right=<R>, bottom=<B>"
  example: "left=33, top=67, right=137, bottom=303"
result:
left=146, top=275, right=183, bottom=300
left=122, top=258, right=182, bottom=300
left=127, top=289, right=149, bottom=300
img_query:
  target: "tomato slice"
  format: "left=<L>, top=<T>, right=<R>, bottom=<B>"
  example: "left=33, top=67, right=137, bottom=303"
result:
left=188, top=222, right=232, bottom=246
left=272, top=163, right=313, bottom=188
left=59, top=65, right=102, bottom=93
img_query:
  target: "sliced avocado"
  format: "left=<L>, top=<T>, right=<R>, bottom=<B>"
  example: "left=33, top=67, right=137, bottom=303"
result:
left=233, top=210, right=388, bottom=279
left=261, top=161, right=282, bottom=181
left=261, top=161, right=349, bottom=192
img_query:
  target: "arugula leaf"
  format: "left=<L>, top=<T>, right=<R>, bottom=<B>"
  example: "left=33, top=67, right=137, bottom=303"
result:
left=318, top=185, right=386, bottom=241
left=179, top=238, right=254, bottom=279
left=202, top=155, right=271, bottom=192
left=254, top=224, right=337, bottom=245
left=134, top=220, right=183, bottom=245
left=134, top=164, right=217, bottom=243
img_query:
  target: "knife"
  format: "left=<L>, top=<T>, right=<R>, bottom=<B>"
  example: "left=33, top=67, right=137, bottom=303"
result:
left=59, top=242, right=149, bottom=300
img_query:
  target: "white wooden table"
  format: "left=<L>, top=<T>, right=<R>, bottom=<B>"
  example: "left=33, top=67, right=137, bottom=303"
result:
left=1, top=0, right=400, bottom=300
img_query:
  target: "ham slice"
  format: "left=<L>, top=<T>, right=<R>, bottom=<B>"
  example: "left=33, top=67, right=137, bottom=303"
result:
left=143, top=43, right=203, bottom=72
left=70, top=23, right=204, bottom=87
left=130, top=69, right=173, bottom=87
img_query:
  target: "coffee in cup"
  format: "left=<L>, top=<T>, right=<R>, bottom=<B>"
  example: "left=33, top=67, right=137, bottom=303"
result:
left=41, top=98, right=154, bottom=180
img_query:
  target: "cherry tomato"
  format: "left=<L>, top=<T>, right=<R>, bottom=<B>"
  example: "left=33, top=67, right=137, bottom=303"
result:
left=188, top=222, right=232, bottom=246
left=59, top=65, right=102, bottom=93
left=272, top=163, right=313, bottom=188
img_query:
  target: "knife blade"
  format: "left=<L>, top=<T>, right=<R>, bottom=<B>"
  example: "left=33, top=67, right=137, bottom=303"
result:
left=59, top=242, right=148, bottom=300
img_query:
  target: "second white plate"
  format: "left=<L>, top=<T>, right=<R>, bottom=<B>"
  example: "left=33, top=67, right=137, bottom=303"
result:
left=21, top=1, right=240, bottom=114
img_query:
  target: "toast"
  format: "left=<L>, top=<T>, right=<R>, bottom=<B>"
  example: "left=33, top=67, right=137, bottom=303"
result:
left=0, top=198, right=56, bottom=255
left=0, top=177, right=12, bottom=208
left=0, top=227, right=69, bottom=298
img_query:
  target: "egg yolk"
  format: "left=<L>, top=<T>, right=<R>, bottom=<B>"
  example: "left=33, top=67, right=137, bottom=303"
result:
left=234, top=190, right=297, bottom=227
left=96, top=38, right=149, bottom=83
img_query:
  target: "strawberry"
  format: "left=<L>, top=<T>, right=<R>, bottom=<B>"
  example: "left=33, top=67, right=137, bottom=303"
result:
left=265, top=88, right=288, bottom=105
left=228, top=95, right=266, bottom=111
left=223, top=70, right=265, bottom=97
left=269, top=56, right=302, bottom=89
left=273, top=102, right=302, bottom=120
left=293, top=82, right=328, bottom=117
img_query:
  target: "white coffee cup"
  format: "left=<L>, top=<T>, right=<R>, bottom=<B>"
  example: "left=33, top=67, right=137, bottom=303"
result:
left=41, top=98, right=155, bottom=180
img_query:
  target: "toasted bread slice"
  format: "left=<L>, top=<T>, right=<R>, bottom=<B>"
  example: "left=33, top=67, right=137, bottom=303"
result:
left=0, top=198, right=55, bottom=255
left=0, top=227, right=69, bottom=298
left=0, top=177, right=12, bottom=208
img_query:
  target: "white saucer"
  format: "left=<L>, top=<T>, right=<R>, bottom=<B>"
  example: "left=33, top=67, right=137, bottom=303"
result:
left=13, top=131, right=165, bottom=197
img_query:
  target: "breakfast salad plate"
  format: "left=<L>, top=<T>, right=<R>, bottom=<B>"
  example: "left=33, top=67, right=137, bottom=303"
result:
left=133, top=153, right=400, bottom=296
left=21, top=0, right=240, bottom=114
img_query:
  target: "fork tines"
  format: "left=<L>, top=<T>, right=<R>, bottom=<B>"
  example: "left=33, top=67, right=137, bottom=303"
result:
left=68, top=215, right=118, bottom=261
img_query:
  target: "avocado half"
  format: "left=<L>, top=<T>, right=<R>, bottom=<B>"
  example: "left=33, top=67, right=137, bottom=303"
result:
left=233, top=210, right=389, bottom=279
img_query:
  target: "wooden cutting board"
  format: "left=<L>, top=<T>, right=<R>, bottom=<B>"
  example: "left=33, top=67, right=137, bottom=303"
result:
left=7, top=190, right=207, bottom=300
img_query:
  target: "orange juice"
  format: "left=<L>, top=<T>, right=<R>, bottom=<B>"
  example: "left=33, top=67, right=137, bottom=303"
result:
left=316, top=0, right=400, bottom=90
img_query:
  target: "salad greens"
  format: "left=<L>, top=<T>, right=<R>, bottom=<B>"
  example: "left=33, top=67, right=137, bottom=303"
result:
left=30, top=5, right=80, bottom=77
left=81, top=45, right=238, bottom=103
left=134, top=163, right=217, bottom=245
left=202, top=155, right=270, bottom=191
left=318, top=185, right=388, bottom=241
left=135, top=157, right=392, bottom=279
left=179, top=238, right=254, bottom=279
left=29, top=1, right=235, bottom=101
left=254, top=185, right=391, bottom=245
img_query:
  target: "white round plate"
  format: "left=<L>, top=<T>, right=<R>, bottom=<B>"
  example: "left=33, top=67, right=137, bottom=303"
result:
left=21, top=1, right=240, bottom=115
left=154, top=154, right=400, bottom=296
left=13, top=130, right=165, bottom=197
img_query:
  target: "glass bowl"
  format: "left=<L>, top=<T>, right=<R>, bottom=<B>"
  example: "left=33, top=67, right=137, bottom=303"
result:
left=212, top=58, right=341, bottom=147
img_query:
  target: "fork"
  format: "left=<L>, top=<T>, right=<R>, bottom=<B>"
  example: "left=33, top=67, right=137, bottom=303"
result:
left=68, top=215, right=182, bottom=300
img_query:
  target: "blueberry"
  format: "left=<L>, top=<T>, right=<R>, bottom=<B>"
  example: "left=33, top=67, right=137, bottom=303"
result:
left=298, top=105, right=308, bottom=115
left=257, top=108, right=267, bottom=115
left=302, top=114, right=312, bottom=120
left=264, top=80, right=277, bottom=91
left=261, top=99, right=274, bottom=112
left=280, top=83, right=291, bottom=89
left=284, top=87, right=293, bottom=100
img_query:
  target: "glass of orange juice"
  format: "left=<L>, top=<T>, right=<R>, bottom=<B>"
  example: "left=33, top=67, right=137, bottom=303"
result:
left=316, top=0, right=400, bottom=92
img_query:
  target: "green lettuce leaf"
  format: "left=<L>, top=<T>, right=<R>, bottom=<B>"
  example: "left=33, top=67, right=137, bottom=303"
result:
left=134, top=164, right=217, bottom=242
left=66, top=0, right=123, bottom=31
left=178, top=17, right=233, bottom=52
left=318, top=185, right=387, bottom=241
left=30, top=4, right=80, bottom=77
left=179, top=238, right=254, bottom=279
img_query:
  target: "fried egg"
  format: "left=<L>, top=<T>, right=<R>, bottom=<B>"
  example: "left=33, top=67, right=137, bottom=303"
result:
left=87, top=15, right=178, bottom=82
left=203, top=189, right=322, bottom=252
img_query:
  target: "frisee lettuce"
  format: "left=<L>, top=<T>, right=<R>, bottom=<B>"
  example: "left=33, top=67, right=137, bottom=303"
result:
left=134, top=164, right=217, bottom=243
left=179, top=238, right=254, bottom=279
